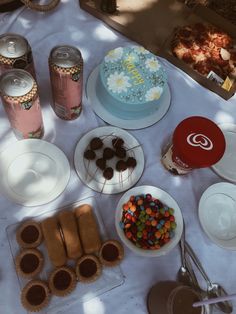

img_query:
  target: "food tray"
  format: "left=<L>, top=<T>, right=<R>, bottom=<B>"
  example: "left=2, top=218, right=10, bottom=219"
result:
left=6, top=197, right=124, bottom=314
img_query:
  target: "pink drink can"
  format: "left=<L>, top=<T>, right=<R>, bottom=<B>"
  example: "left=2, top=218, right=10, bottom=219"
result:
left=48, top=45, right=83, bottom=120
left=0, top=33, right=36, bottom=79
left=0, top=69, right=44, bottom=139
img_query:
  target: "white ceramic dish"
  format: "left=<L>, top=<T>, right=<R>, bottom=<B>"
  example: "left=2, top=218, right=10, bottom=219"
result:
left=74, top=126, right=144, bottom=194
left=86, top=65, right=171, bottom=129
left=115, top=185, right=183, bottom=257
left=212, top=124, right=236, bottom=183
left=199, top=182, right=236, bottom=250
left=0, top=139, right=70, bottom=206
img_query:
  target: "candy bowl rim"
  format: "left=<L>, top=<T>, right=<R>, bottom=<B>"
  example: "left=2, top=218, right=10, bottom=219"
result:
left=115, top=185, right=183, bottom=257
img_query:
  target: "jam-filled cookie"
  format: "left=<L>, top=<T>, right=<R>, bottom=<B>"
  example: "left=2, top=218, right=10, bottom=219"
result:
left=99, top=240, right=124, bottom=267
left=16, top=220, right=43, bottom=249
left=48, top=266, right=77, bottom=297
left=76, top=254, right=102, bottom=283
left=15, top=248, right=44, bottom=278
left=21, top=280, right=50, bottom=312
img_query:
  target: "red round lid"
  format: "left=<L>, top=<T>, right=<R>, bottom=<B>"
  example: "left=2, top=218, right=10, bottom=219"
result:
left=172, top=116, right=226, bottom=168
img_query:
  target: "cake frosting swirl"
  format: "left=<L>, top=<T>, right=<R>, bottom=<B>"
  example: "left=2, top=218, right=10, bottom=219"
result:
left=96, top=46, right=167, bottom=119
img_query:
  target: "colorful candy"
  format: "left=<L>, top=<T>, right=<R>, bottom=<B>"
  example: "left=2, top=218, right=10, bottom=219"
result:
left=119, top=193, right=177, bottom=250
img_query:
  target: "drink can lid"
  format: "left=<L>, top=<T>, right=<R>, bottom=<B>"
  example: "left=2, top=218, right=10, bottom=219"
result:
left=0, top=33, right=28, bottom=58
left=0, top=69, right=34, bottom=97
left=49, top=45, right=82, bottom=68
left=173, top=116, right=226, bottom=168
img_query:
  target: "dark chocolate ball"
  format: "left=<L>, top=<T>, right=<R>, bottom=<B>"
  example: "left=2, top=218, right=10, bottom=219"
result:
left=126, top=157, right=137, bottom=168
left=96, top=158, right=106, bottom=170
left=90, top=137, right=103, bottom=150
left=115, top=147, right=126, bottom=159
left=84, top=149, right=96, bottom=160
left=103, top=167, right=114, bottom=180
left=112, top=137, right=124, bottom=149
left=116, top=160, right=127, bottom=172
left=103, top=147, right=115, bottom=160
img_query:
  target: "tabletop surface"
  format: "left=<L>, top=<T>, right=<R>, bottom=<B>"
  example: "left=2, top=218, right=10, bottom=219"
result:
left=0, top=1, right=236, bottom=314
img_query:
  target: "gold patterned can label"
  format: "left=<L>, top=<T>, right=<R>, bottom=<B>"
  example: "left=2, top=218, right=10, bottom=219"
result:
left=0, top=69, right=44, bottom=140
left=49, top=45, right=83, bottom=120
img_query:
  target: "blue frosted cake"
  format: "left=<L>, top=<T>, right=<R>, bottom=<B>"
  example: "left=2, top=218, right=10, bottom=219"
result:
left=96, top=46, right=168, bottom=120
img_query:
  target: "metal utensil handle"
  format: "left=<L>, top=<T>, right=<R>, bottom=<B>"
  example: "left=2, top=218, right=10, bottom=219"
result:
left=185, top=253, right=201, bottom=291
left=179, top=223, right=186, bottom=268
left=185, top=241, right=211, bottom=285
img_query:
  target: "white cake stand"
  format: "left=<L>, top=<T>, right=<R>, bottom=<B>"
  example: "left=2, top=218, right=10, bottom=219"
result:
left=86, top=65, right=171, bottom=130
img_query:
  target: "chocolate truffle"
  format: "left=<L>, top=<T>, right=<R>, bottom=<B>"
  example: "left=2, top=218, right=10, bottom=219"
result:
left=112, top=137, right=124, bottom=149
left=115, top=147, right=126, bottom=159
left=103, top=167, right=114, bottom=180
left=15, top=248, right=44, bottom=279
left=99, top=240, right=124, bottom=267
left=126, top=157, right=137, bottom=168
left=16, top=220, right=43, bottom=249
left=90, top=137, right=103, bottom=150
left=116, top=160, right=127, bottom=172
left=76, top=255, right=102, bottom=283
left=84, top=149, right=96, bottom=160
left=96, top=158, right=106, bottom=170
left=103, top=147, right=115, bottom=160
left=49, top=266, right=77, bottom=297
left=21, top=280, right=50, bottom=312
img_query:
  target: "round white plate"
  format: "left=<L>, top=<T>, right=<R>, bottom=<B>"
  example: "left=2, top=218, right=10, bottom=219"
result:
left=115, top=185, right=183, bottom=257
left=199, top=182, right=236, bottom=250
left=0, top=139, right=70, bottom=206
left=212, top=124, right=236, bottom=183
left=74, top=126, right=144, bottom=194
left=86, top=65, right=171, bottom=130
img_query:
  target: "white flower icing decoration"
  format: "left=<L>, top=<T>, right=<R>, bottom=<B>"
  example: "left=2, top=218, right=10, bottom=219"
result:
left=145, top=58, right=160, bottom=72
left=107, top=72, right=131, bottom=94
left=145, top=86, right=163, bottom=101
left=105, top=47, right=123, bottom=62
left=132, top=46, right=149, bottom=54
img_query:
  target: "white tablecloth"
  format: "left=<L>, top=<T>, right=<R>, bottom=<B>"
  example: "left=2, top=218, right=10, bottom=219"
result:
left=0, top=1, right=236, bottom=314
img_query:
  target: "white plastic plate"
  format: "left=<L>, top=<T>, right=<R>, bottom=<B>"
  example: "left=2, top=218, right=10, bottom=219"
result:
left=74, top=126, right=144, bottom=194
left=199, top=182, right=236, bottom=250
left=0, top=139, right=70, bottom=206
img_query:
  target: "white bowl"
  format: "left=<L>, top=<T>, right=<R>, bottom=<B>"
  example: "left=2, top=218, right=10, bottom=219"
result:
left=115, top=185, right=183, bottom=257
left=198, top=182, right=236, bottom=250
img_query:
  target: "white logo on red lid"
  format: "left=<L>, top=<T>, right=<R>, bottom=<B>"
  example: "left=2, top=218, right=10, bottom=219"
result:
left=187, top=133, right=213, bottom=151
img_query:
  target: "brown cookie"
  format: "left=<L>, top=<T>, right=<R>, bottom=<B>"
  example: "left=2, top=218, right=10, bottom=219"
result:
left=41, top=216, right=66, bottom=267
left=15, top=248, right=44, bottom=279
left=74, top=204, right=101, bottom=254
left=99, top=240, right=124, bottom=267
left=58, top=210, right=83, bottom=259
left=48, top=266, right=77, bottom=297
left=21, top=280, right=50, bottom=312
left=76, top=254, right=102, bottom=283
left=16, top=220, right=43, bottom=249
